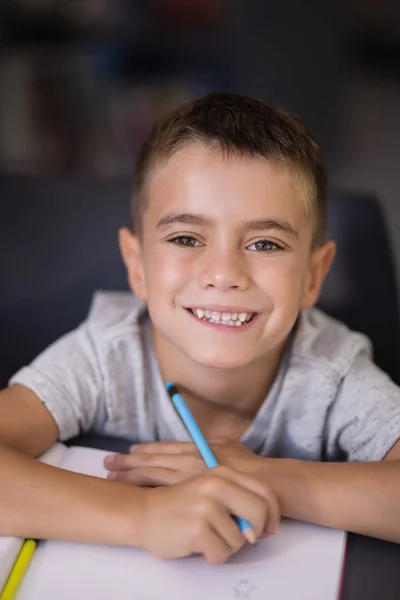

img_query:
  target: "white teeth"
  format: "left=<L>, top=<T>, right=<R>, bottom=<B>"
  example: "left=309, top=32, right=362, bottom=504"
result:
left=190, top=308, right=255, bottom=327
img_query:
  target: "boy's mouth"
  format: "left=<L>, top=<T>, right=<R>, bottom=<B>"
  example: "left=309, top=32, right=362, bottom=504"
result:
left=186, top=308, right=257, bottom=327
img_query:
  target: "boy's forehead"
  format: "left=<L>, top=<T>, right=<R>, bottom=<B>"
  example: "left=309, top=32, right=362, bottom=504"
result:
left=145, top=146, right=311, bottom=229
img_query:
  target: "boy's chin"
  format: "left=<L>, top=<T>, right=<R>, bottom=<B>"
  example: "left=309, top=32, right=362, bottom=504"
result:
left=187, top=349, right=254, bottom=371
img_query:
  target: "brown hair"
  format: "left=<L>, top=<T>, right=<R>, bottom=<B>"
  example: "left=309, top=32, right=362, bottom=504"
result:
left=132, top=93, right=327, bottom=247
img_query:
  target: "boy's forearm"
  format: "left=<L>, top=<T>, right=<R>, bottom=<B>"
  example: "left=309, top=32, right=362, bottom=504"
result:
left=0, top=443, right=146, bottom=546
left=262, top=457, right=400, bottom=543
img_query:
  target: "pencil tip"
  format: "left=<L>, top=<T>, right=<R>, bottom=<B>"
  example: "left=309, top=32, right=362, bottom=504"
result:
left=243, top=529, right=256, bottom=545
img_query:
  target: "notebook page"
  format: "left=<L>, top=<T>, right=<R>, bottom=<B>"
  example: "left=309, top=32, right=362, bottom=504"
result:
left=17, top=445, right=346, bottom=600
left=0, top=443, right=67, bottom=591
left=0, top=538, right=24, bottom=592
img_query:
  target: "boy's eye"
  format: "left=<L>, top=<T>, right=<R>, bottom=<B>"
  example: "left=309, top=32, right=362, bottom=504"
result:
left=247, top=240, right=283, bottom=252
left=168, top=235, right=201, bottom=247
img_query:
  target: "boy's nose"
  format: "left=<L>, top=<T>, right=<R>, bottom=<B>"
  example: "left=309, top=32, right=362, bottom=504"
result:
left=198, top=251, right=250, bottom=291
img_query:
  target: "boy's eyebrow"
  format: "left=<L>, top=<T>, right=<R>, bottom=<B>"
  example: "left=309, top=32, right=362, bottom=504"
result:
left=156, top=213, right=298, bottom=239
left=244, top=219, right=299, bottom=239
left=156, top=213, right=209, bottom=228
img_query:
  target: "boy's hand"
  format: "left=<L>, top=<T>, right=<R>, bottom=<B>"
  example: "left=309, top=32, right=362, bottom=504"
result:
left=138, top=466, right=279, bottom=564
left=104, top=441, right=266, bottom=487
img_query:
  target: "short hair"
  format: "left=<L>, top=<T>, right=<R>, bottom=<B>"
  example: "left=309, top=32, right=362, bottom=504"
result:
left=132, top=93, right=327, bottom=247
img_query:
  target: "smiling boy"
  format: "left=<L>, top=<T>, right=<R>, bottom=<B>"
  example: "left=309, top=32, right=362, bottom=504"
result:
left=1, top=94, right=399, bottom=563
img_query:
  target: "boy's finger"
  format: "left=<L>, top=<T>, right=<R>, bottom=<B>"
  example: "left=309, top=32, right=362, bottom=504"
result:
left=107, top=467, right=182, bottom=486
left=227, top=469, right=281, bottom=535
left=264, top=486, right=280, bottom=535
left=199, top=528, right=235, bottom=566
left=213, top=481, right=265, bottom=537
left=130, top=442, right=198, bottom=455
left=205, top=467, right=280, bottom=536
left=104, top=452, right=200, bottom=472
left=209, top=507, right=246, bottom=554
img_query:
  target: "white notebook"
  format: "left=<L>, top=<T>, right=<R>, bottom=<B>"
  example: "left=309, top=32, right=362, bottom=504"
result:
left=9, top=444, right=346, bottom=600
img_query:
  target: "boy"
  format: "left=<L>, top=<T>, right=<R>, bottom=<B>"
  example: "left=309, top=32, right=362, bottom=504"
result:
left=0, top=94, right=399, bottom=565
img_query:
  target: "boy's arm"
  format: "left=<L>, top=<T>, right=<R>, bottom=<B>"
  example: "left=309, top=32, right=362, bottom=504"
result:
left=260, top=445, right=400, bottom=543
left=0, top=386, right=58, bottom=456
left=106, top=440, right=400, bottom=543
left=0, top=441, right=281, bottom=564
left=0, top=441, right=146, bottom=544
left=0, top=389, right=280, bottom=563
left=268, top=357, right=400, bottom=542
left=0, top=385, right=143, bottom=544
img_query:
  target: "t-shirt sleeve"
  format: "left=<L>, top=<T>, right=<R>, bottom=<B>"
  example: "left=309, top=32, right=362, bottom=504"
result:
left=8, top=324, right=104, bottom=441
left=325, top=354, right=400, bottom=462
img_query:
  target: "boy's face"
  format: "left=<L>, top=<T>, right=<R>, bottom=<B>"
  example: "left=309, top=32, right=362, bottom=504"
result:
left=120, top=146, right=335, bottom=369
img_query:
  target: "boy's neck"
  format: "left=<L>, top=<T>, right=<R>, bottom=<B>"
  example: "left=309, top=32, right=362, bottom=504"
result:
left=152, top=328, right=288, bottom=440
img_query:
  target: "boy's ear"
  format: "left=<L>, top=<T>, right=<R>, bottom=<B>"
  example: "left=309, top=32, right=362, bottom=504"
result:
left=118, top=228, right=147, bottom=300
left=301, top=240, right=336, bottom=310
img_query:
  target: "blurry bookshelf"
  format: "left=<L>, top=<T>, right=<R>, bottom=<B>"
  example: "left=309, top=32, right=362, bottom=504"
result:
left=0, top=0, right=230, bottom=178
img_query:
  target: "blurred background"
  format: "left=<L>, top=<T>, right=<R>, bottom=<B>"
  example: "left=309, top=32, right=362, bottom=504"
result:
left=0, top=0, right=399, bottom=281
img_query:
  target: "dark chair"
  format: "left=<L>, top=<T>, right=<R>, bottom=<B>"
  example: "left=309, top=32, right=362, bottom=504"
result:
left=0, top=175, right=399, bottom=388
left=320, top=192, right=400, bottom=384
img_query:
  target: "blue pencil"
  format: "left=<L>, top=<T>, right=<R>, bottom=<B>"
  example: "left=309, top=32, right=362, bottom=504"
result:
left=166, top=382, right=256, bottom=544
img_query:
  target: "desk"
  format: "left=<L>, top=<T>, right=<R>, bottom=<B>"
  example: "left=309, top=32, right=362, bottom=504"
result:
left=69, top=435, right=400, bottom=600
